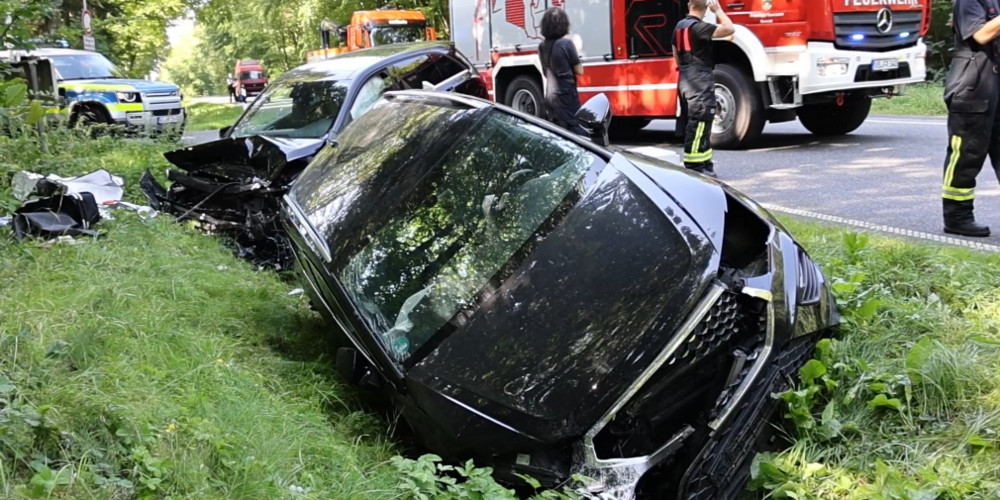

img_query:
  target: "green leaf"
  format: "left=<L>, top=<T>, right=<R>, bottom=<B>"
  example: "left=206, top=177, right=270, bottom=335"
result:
left=971, top=335, right=1000, bottom=346
left=855, top=298, right=884, bottom=321
left=867, top=394, right=903, bottom=411
left=517, top=473, right=541, bottom=489
left=26, top=100, right=44, bottom=125
left=906, top=337, right=936, bottom=384
left=799, top=359, right=827, bottom=385
left=3, top=83, right=27, bottom=107
left=967, top=434, right=994, bottom=449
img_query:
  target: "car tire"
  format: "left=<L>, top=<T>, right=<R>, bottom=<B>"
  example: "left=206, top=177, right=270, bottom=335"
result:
left=609, top=117, right=653, bottom=138
left=504, top=75, right=544, bottom=118
left=711, top=63, right=765, bottom=150
left=797, top=93, right=871, bottom=137
left=70, top=106, right=110, bottom=128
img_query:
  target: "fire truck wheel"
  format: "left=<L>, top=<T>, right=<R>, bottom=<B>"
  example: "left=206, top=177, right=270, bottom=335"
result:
left=712, top=64, right=764, bottom=150
left=796, top=93, right=871, bottom=137
left=505, top=75, right=544, bottom=117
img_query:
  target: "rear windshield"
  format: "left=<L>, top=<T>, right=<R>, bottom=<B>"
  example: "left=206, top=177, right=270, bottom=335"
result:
left=290, top=96, right=599, bottom=364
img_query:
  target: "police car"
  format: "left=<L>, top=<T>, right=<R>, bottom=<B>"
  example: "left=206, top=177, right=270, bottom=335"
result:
left=2, top=48, right=185, bottom=133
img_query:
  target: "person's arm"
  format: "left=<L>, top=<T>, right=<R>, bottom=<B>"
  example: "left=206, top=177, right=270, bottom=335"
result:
left=564, top=39, right=584, bottom=75
left=973, top=16, right=1000, bottom=44
left=710, top=1, right=735, bottom=38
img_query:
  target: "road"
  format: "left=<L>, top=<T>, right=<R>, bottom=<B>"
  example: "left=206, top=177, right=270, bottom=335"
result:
left=180, top=112, right=1000, bottom=251
left=617, top=115, right=1000, bottom=251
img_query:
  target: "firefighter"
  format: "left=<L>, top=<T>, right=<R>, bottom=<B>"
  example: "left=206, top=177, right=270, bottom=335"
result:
left=672, top=0, right=734, bottom=178
left=941, top=0, right=1000, bottom=237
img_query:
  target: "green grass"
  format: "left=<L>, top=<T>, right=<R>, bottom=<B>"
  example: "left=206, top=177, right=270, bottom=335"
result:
left=871, top=82, right=946, bottom=116
left=749, top=217, right=1000, bottom=499
left=185, top=102, right=245, bottom=132
left=3, top=124, right=1000, bottom=498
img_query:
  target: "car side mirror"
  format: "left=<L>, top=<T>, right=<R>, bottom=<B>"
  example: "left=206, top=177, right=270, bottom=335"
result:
left=219, top=125, right=232, bottom=138
left=575, top=94, right=612, bottom=147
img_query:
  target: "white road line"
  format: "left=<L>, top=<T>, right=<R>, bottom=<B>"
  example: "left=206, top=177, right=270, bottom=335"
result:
left=866, top=119, right=945, bottom=126
left=762, top=203, right=1000, bottom=252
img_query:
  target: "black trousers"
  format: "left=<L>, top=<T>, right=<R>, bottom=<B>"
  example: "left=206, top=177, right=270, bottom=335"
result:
left=679, top=68, right=716, bottom=172
left=942, top=52, right=1000, bottom=223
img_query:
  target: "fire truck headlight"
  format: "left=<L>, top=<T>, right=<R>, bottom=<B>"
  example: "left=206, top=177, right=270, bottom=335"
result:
left=816, top=57, right=850, bottom=77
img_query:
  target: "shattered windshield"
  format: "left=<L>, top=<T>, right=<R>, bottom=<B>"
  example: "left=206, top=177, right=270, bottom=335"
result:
left=229, top=76, right=349, bottom=139
left=370, top=25, right=426, bottom=45
left=51, top=53, right=126, bottom=80
left=292, top=98, right=598, bottom=364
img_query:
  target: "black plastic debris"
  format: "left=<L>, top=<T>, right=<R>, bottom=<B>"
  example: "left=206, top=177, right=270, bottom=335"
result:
left=140, top=135, right=324, bottom=271
left=12, top=193, right=102, bottom=241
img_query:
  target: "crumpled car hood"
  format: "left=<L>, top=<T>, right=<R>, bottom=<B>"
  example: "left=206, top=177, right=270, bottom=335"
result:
left=407, top=156, right=723, bottom=442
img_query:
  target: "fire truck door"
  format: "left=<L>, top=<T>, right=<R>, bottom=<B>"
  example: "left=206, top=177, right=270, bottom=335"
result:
left=624, top=0, right=682, bottom=117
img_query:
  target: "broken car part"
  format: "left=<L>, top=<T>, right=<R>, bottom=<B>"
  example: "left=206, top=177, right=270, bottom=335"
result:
left=281, top=91, right=840, bottom=499
left=12, top=193, right=101, bottom=241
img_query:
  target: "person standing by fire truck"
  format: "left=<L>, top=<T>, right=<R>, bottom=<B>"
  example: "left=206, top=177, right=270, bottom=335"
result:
left=672, top=0, right=733, bottom=177
left=940, top=0, right=1000, bottom=237
left=539, top=7, right=586, bottom=135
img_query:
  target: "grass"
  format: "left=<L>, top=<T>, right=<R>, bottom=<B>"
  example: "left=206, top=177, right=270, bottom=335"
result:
left=870, top=82, right=946, bottom=116
left=184, top=102, right=245, bottom=132
left=2, top=108, right=1000, bottom=498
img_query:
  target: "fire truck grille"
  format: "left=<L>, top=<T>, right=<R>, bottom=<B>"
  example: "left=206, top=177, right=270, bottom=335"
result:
left=834, top=10, right=922, bottom=52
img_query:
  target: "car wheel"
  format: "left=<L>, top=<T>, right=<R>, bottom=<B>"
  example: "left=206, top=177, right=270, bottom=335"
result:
left=504, top=75, right=544, bottom=118
left=70, top=106, right=110, bottom=128
left=711, top=63, right=765, bottom=150
left=797, top=93, right=871, bottom=137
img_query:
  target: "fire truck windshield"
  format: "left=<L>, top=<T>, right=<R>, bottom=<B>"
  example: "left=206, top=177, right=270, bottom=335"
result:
left=370, top=25, right=426, bottom=46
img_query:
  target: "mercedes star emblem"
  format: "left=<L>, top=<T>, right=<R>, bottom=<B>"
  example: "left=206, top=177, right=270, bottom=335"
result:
left=876, top=7, right=893, bottom=35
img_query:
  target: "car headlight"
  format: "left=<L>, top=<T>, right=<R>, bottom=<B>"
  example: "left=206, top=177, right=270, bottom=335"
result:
left=116, top=91, right=140, bottom=103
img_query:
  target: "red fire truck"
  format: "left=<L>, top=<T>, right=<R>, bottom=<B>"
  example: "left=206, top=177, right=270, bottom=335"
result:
left=450, top=0, right=930, bottom=148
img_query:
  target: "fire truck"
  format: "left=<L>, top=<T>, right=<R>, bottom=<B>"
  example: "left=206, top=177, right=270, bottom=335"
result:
left=450, top=0, right=930, bottom=149
left=306, top=9, right=438, bottom=62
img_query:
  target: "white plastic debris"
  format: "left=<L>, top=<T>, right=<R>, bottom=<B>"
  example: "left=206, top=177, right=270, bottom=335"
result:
left=0, top=216, right=10, bottom=227
left=217, top=265, right=228, bottom=271
left=287, top=288, right=305, bottom=296
left=11, top=171, right=43, bottom=201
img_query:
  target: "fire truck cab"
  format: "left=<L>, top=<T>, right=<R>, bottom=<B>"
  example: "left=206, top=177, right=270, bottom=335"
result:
left=451, top=0, right=930, bottom=149
left=306, top=9, right=438, bottom=63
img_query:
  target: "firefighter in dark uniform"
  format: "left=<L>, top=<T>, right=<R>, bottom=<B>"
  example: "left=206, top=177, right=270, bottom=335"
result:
left=941, top=0, right=1000, bottom=236
left=672, top=0, right=734, bottom=178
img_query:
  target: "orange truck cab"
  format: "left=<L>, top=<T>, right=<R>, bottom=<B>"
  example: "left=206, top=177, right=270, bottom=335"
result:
left=234, top=59, right=268, bottom=97
left=306, top=9, right=437, bottom=62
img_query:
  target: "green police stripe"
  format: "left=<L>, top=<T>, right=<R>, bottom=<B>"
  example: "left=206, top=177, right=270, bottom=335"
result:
left=63, top=83, right=135, bottom=92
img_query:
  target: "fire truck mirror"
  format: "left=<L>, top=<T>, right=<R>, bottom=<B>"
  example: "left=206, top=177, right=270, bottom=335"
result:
left=576, top=94, right=611, bottom=146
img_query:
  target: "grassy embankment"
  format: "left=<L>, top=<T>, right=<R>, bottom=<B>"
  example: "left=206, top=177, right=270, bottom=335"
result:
left=871, top=82, right=946, bottom=116
left=1, top=108, right=999, bottom=498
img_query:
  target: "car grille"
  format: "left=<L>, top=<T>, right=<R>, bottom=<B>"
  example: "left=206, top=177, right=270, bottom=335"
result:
left=667, top=291, right=742, bottom=366
left=144, top=91, right=177, bottom=98
left=834, top=10, right=922, bottom=51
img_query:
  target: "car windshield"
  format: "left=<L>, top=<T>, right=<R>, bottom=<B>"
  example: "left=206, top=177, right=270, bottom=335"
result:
left=50, top=53, right=126, bottom=80
left=241, top=70, right=266, bottom=79
left=291, top=97, right=599, bottom=364
left=370, top=25, right=426, bottom=45
left=229, top=76, right=349, bottom=139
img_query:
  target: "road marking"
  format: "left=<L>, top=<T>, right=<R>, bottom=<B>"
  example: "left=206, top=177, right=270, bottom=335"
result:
left=866, top=119, right=945, bottom=126
left=762, top=203, right=1000, bottom=252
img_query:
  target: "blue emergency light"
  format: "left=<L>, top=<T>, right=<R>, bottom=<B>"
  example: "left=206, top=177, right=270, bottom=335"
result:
left=850, top=34, right=865, bottom=41
left=899, top=32, right=910, bottom=38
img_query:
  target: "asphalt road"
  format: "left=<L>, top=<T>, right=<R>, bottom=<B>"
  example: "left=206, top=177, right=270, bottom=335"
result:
left=181, top=112, right=1000, bottom=251
left=617, top=115, right=1000, bottom=251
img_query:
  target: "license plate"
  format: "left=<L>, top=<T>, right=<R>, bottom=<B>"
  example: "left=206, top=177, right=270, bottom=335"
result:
left=157, top=114, right=182, bottom=124
left=872, top=58, right=899, bottom=72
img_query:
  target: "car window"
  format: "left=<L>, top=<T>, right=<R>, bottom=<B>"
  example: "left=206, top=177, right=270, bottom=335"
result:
left=335, top=110, right=598, bottom=363
left=370, top=25, right=427, bottom=46
left=50, top=54, right=126, bottom=81
left=389, top=53, right=466, bottom=90
left=229, top=77, right=349, bottom=139
left=348, top=74, right=388, bottom=120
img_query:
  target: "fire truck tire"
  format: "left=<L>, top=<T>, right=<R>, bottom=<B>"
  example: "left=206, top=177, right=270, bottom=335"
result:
left=610, top=117, right=653, bottom=137
left=796, top=93, right=871, bottom=137
left=711, top=64, right=764, bottom=150
left=504, top=75, right=544, bottom=118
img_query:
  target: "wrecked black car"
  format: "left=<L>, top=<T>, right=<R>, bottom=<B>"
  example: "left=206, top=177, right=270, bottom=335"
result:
left=142, top=42, right=487, bottom=270
left=281, top=91, right=839, bottom=499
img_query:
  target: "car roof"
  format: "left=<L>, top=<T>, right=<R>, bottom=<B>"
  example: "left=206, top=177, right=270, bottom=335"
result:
left=289, top=42, right=455, bottom=81
left=7, top=48, right=100, bottom=57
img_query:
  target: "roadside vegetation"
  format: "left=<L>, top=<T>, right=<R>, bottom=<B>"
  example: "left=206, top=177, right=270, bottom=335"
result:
left=184, top=102, right=244, bottom=132
left=4, top=77, right=1000, bottom=498
left=871, top=82, right=946, bottom=117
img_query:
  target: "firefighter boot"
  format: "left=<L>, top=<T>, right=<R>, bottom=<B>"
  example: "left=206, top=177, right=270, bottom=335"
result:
left=943, top=199, right=990, bottom=237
